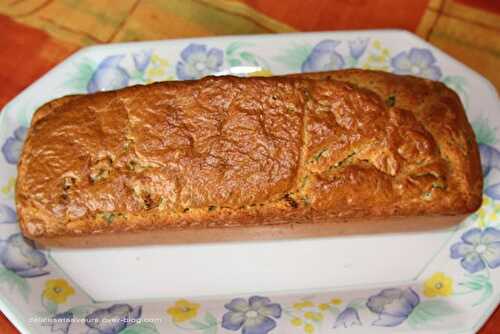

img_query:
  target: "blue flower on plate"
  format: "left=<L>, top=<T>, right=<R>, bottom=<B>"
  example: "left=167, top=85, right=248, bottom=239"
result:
left=390, top=48, right=442, bottom=80
left=0, top=233, right=49, bottom=278
left=176, top=44, right=224, bottom=80
left=348, top=38, right=369, bottom=60
left=2, top=126, right=28, bottom=164
left=479, top=143, right=500, bottom=199
left=333, top=307, right=361, bottom=328
left=450, top=227, right=500, bottom=273
left=85, top=304, right=142, bottom=334
left=0, top=204, right=16, bottom=224
left=222, top=296, right=282, bottom=334
left=132, top=49, right=153, bottom=72
left=301, top=40, right=345, bottom=73
left=366, top=287, right=419, bottom=327
left=49, top=311, right=73, bottom=334
left=87, top=55, right=130, bottom=93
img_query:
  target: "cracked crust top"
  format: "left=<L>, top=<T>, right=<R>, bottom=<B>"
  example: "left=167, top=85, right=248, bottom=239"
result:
left=16, top=70, right=482, bottom=240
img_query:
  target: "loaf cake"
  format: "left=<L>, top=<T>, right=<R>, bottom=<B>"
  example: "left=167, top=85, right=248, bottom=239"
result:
left=16, top=69, right=483, bottom=247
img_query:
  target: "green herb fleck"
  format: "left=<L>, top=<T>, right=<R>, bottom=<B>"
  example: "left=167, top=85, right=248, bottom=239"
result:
left=314, top=148, right=328, bottom=162
left=100, top=212, right=115, bottom=224
left=385, top=95, right=396, bottom=107
left=90, top=168, right=109, bottom=183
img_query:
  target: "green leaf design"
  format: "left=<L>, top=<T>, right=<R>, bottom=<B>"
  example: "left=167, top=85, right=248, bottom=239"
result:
left=190, top=320, right=208, bottom=330
left=273, top=43, right=313, bottom=71
left=472, top=117, right=497, bottom=145
left=225, top=42, right=254, bottom=56
left=204, top=312, right=218, bottom=326
left=68, top=305, right=98, bottom=318
left=63, top=57, right=97, bottom=92
left=473, top=280, right=493, bottom=306
left=327, top=306, right=341, bottom=316
left=189, top=313, right=218, bottom=332
left=120, top=322, right=159, bottom=334
left=129, top=70, right=146, bottom=83
left=239, top=51, right=258, bottom=65
left=203, top=326, right=218, bottom=334
left=17, top=275, right=30, bottom=302
left=137, top=322, right=158, bottom=331
left=0, top=268, right=30, bottom=302
left=407, top=300, right=457, bottom=328
left=442, top=75, right=469, bottom=108
left=34, top=310, right=53, bottom=318
left=228, top=59, right=242, bottom=67
left=456, top=274, right=494, bottom=306
left=347, top=299, right=367, bottom=310
left=459, top=281, right=483, bottom=290
left=346, top=56, right=358, bottom=68
left=43, top=299, right=58, bottom=315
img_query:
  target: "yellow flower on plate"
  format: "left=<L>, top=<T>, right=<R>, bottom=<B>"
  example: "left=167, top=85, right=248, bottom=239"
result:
left=304, top=311, right=323, bottom=321
left=330, top=298, right=342, bottom=305
left=248, top=69, right=273, bottom=77
left=151, top=54, right=169, bottom=67
left=1, top=177, right=15, bottom=195
left=304, top=323, right=315, bottom=334
left=293, top=300, right=314, bottom=310
left=291, top=317, right=303, bottom=326
left=423, top=272, right=454, bottom=297
left=43, top=279, right=75, bottom=304
left=166, top=299, right=200, bottom=323
left=318, top=303, right=330, bottom=311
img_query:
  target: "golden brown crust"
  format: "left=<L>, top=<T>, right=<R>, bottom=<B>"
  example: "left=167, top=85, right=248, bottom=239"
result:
left=16, top=70, right=483, bottom=246
left=36, top=214, right=467, bottom=248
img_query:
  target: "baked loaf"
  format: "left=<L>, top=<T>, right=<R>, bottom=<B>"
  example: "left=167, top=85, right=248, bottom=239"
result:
left=16, top=69, right=483, bottom=247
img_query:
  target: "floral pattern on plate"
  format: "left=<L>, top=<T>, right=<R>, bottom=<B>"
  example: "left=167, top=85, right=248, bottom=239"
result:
left=176, top=44, right=224, bottom=80
left=2, top=126, right=27, bottom=164
left=222, top=296, right=282, bottom=334
left=390, top=48, right=442, bottom=80
left=0, top=31, right=499, bottom=333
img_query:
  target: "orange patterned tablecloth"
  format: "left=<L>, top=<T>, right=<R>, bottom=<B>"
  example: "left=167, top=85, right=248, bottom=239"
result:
left=0, top=0, right=499, bottom=333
